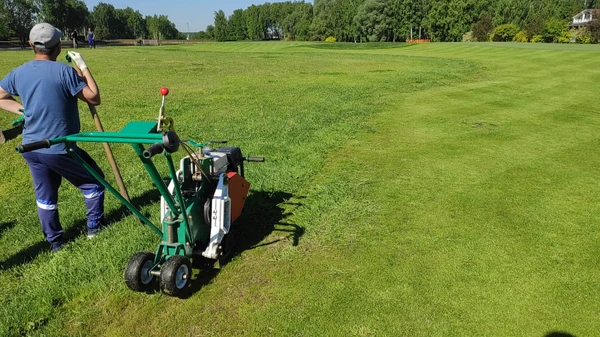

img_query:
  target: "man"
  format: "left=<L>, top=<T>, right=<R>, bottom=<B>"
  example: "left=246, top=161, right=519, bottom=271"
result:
left=0, top=23, right=105, bottom=252
left=71, top=30, right=78, bottom=49
left=87, top=27, right=95, bottom=49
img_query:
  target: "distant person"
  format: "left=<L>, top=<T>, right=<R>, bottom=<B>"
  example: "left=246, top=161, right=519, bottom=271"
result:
left=71, top=30, right=78, bottom=48
left=87, top=27, right=95, bottom=49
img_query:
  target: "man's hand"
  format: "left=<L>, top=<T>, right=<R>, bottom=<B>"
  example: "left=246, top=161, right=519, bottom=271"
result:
left=11, top=109, right=24, bottom=126
left=67, top=51, right=88, bottom=71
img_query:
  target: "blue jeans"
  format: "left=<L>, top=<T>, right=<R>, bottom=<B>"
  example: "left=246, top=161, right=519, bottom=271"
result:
left=22, top=148, right=105, bottom=245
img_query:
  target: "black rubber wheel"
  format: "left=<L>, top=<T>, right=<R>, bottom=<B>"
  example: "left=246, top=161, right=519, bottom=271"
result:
left=124, top=252, right=156, bottom=292
left=203, top=197, right=212, bottom=225
left=159, top=255, right=192, bottom=296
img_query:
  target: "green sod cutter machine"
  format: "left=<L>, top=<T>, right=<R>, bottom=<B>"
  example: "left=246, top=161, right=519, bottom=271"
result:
left=16, top=87, right=264, bottom=296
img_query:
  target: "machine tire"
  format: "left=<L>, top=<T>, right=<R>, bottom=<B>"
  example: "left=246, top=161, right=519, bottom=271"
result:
left=124, top=252, right=156, bottom=292
left=159, top=255, right=192, bottom=296
left=203, top=197, right=212, bottom=225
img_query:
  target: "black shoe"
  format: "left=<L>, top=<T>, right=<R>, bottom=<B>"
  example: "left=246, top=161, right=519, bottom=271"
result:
left=51, top=241, right=65, bottom=252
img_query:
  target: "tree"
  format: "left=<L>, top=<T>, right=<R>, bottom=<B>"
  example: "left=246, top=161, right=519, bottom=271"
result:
left=543, top=18, right=569, bottom=42
left=115, top=7, right=145, bottom=39
left=228, top=9, right=246, bottom=40
left=145, top=15, right=178, bottom=40
left=310, top=0, right=335, bottom=40
left=493, top=0, right=528, bottom=27
left=214, top=10, right=228, bottom=41
left=472, top=12, right=494, bottom=41
left=0, top=12, right=9, bottom=39
left=391, top=0, right=429, bottom=41
left=426, top=0, right=482, bottom=42
left=206, top=25, right=215, bottom=40
left=354, top=0, right=394, bottom=42
left=91, top=2, right=118, bottom=39
left=38, top=0, right=88, bottom=34
left=245, top=5, right=267, bottom=40
left=283, top=2, right=313, bottom=41
left=0, top=0, right=37, bottom=45
left=126, top=9, right=147, bottom=39
left=524, top=12, right=545, bottom=40
left=192, top=30, right=208, bottom=40
left=337, top=0, right=363, bottom=42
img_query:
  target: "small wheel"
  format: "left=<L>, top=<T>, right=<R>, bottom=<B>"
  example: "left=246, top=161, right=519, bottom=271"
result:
left=159, top=255, right=192, bottom=296
left=124, top=252, right=156, bottom=292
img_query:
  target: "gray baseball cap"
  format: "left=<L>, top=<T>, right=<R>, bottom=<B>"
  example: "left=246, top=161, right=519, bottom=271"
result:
left=29, top=23, right=63, bottom=48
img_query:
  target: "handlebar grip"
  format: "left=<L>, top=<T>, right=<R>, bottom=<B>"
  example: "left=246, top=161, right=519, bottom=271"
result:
left=16, top=139, right=51, bottom=153
left=143, top=143, right=164, bottom=158
left=246, top=157, right=265, bottom=162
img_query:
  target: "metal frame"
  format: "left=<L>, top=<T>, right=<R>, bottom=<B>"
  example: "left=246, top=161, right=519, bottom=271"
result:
left=43, top=126, right=204, bottom=267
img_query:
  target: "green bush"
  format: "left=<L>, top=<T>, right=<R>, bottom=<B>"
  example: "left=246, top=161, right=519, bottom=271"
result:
left=513, top=31, right=528, bottom=42
left=492, top=24, right=519, bottom=42
left=530, top=35, right=544, bottom=43
left=575, top=29, right=593, bottom=44
left=543, top=19, right=569, bottom=43
left=462, top=31, right=474, bottom=42
left=588, top=18, right=600, bottom=43
left=325, top=36, right=337, bottom=42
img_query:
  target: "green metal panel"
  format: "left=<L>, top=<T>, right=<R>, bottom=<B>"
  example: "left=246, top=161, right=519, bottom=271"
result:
left=120, top=121, right=158, bottom=134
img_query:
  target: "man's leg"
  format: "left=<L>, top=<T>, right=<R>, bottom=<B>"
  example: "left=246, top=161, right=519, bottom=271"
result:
left=22, top=152, right=64, bottom=249
left=38, top=149, right=106, bottom=237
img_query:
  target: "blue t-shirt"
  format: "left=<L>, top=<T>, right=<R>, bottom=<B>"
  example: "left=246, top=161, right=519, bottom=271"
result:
left=0, top=60, right=87, bottom=154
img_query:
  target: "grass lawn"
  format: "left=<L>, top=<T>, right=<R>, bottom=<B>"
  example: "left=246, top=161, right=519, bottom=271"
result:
left=0, top=41, right=599, bottom=336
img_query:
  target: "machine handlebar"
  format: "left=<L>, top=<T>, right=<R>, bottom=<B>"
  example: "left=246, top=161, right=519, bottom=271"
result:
left=245, top=156, right=265, bottom=162
left=143, top=143, right=165, bottom=158
left=16, top=139, right=51, bottom=153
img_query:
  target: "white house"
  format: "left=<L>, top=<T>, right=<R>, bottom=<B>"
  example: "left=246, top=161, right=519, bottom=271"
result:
left=571, top=9, right=599, bottom=28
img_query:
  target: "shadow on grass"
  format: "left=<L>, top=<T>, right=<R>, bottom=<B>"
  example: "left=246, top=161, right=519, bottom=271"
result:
left=0, top=189, right=161, bottom=270
left=1, top=188, right=304, bottom=299
left=179, top=190, right=304, bottom=298
left=0, top=220, right=17, bottom=239
left=545, top=332, right=576, bottom=337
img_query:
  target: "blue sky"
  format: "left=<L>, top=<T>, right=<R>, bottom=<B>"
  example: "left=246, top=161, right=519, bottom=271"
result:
left=83, top=0, right=313, bottom=33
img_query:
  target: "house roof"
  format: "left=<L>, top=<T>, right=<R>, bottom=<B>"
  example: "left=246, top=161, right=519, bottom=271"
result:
left=571, top=8, right=599, bottom=26
left=573, top=8, right=600, bottom=19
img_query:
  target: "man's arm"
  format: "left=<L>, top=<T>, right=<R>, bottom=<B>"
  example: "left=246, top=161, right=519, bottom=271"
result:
left=0, top=86, right=24, bottom=115
left=76, top=68, right=101, bottom=106
left=67, top=51, right=101, bottom=106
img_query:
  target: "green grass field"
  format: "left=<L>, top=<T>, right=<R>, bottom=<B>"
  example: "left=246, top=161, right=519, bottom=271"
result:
left=0, top=41, right=599, bottom=337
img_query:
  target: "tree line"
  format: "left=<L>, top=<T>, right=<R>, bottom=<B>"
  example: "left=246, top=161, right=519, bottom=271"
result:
left=204, top=0, right=600, bottom=43
left=0, top=0, right=184, bottom=44
left=2, top=0, right=598, bottom=45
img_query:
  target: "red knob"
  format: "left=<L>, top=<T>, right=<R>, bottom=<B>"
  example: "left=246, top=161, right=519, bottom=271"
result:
left=160, top=87, right=169, bottom=96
